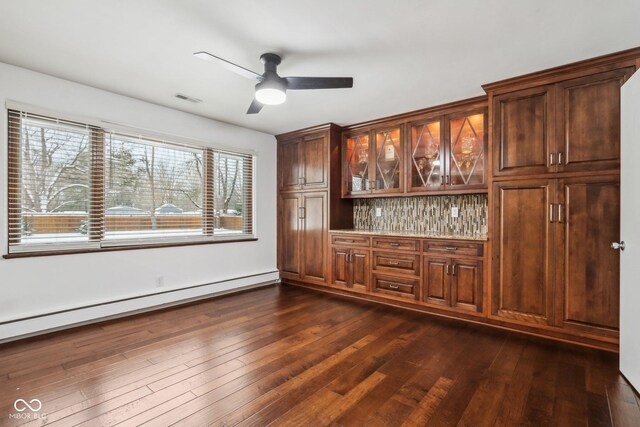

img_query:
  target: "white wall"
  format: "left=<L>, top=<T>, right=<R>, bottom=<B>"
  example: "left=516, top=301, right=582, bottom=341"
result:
left=0, top=62, right=278, bottom=341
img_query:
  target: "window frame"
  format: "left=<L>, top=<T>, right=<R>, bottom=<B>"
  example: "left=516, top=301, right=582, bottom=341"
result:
left=5, top=108, right=258, bottom=258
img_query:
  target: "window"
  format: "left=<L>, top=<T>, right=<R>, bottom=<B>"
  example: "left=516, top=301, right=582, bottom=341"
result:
left=7, top=109, right=256, bottom=255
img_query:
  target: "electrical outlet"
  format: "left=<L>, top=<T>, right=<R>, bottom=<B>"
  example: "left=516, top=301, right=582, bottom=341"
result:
left=156, top=276, right=164, bottom=287
left=451, top=207, right=459, bottom=218
left=375, top=207, right=382, bottom=217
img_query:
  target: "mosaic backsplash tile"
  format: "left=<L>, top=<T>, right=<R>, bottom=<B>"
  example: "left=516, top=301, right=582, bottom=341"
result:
left=353, top=194, right=487, bottom=236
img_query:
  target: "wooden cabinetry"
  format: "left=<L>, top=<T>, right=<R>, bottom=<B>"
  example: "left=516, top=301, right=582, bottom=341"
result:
left=344, top=99, right=488, bottom=198
left=277, top=124, right=351, bottom=287
left=278, top=192, right=327, bottom=284
left=278, top=132, right=328, bottom=192
left=556, top=175, right=620, bottom=336
left=491, top=68, right=634, bottom=178
left=492, top=176, right=621, bottom=335
left=492, top=180, right=555, bottom=325
left=331, top=245, right=370, bottom=292
left=343, top=126, right=404, bottom=196
left=408, top=108, right=487, bottom=193
left=423, top=241, right=483, bottom=313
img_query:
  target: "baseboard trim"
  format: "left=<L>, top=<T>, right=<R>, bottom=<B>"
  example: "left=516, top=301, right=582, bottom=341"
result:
left=0, top=271, right=279, bottom=344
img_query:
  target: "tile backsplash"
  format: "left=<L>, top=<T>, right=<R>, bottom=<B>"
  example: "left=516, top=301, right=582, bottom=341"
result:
left=353, top=194, right=487, bottom=236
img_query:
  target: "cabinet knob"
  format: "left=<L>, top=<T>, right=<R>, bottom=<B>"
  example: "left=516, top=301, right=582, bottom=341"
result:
left=611, top=241, right=625, bottom=251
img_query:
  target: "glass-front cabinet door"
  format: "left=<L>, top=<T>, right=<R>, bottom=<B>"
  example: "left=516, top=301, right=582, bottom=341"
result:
left=344, top=132, right=371, bottom=195
left=408, top=119, right=443, bottom=192
left=447, top=111, right=487, bottom=189
left=372, top=126, right=403, bottom=193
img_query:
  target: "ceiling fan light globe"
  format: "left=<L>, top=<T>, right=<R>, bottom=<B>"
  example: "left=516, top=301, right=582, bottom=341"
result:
left=255, top=87, right=286, bottom=105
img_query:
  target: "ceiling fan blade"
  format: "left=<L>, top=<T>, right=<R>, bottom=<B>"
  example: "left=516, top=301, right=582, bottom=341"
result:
left=194, top=51, right=263, bottom=82
left=246, top=99, right=264, bottom=114
left=285, top=76, right=353, bottom=90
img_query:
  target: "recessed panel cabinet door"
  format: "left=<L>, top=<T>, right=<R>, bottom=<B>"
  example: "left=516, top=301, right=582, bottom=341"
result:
left=493, top=180, right=555, bottom=325
left=451, top=259, right=482, bottom=313
left=332, top=247, right=349, bottom=287
left=556, top=68, right=633, bottom=173
left=300, top=134, right=328, bottom=189
left=301, top=192, right=327, bottom=283
left=279, top=194, right=301, bottom=276
left=350, top=249, right=370, bottom=291
left=493, top=86, right=554, bottom=177
left=279, top=139, right=301, bottom=191
left=556, top=176, right=620, bottom=335
left=423, top=256, right=450, bottom=307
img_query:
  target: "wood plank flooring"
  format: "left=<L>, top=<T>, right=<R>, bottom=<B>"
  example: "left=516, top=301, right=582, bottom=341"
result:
left=0, top=285, right=638, bottom=426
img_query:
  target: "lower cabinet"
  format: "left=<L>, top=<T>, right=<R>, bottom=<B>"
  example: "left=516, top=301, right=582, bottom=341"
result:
left=331, top=246, right=369, bottom=291
left=278, top=191, right=328, bottom=284
left=372, top=273, right=419, bottom=300
left=423, top=256, right=482, bottom=313
left=493, top=176, right=620, bottom=336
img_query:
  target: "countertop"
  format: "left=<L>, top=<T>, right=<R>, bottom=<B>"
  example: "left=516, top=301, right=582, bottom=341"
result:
left=329, top=229, right=488, bottom=241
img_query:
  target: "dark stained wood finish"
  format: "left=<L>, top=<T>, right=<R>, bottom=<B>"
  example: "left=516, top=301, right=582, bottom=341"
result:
left=278, top=193, right=301, bottom=276
left=493, top=85, right=554, bottom=176
left=424, top=239, right=484, bottom=257
left=331, top=246, right=369, bottom=291
left=331, top=234, right=370, bottom=247
left=372, top=251, right=420, bottom=277
left=0, top=285, right=635, bottom=426
left=424, top=256, right=451, bottom=307
left=331, top=246, right=349, bottom=288
left=372, top=236, right=420, bottom=252
left=556, top=175, right=621, bottom=336
left=299, top=132, right=328, bottom=189
left=556, top=68, right=633, bottom=173
left=300, top=192, right=327, bottom=283
left=351, top=249, right=370, bottom=292
left=372, top=273, right=419, bottom=300
left=493, top=180, right=555, bottom=325
left=278, top=138, right=301, bottom=191
left=451, top=258, right=483, bottom=313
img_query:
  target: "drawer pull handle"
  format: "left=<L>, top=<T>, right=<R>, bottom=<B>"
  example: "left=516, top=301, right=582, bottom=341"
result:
left=445, top=247, right=458, bottom=251
left=389, top=242, right=401, bottom=247
left=388, top=284, right=400, bottom=289
left=341, top=239, right=355, bottom=243
left=388, top=261, right=400, bottom=265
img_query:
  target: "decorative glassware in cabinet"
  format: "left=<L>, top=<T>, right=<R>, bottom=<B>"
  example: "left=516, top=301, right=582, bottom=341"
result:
left=410, top=121, right=442, bottom=190
left=449, top=113, right=485, bottom=187
left=346, top=134, right=370, bottom=193
left=374, top=128, right=401, bottom=190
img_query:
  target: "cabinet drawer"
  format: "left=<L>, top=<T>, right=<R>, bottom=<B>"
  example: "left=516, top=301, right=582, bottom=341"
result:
left=331, top=234, right=370, bottom=247
left=423, top=240, right=483, bottom=257
left=372, top=252, right=420, bottom=276
left=373, top=274, right=419, bottom=299
left=372, top=237, right=420, bottom=252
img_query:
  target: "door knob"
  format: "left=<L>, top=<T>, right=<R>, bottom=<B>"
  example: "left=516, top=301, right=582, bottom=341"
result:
left=611, top=241, right=625, bottom=251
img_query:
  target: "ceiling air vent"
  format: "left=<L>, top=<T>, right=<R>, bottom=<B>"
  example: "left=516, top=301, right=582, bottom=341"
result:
left=174, top=93, right=202, bottom=103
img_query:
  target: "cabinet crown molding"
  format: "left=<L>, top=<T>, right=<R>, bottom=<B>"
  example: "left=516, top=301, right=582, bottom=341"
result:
left=276, top=123, right=341, bottom=142
left=482, top=46, right=640, bottom=94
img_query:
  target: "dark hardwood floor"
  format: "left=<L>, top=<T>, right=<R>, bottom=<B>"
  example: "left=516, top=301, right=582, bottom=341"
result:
left=0, top=285, right=638, bottom=426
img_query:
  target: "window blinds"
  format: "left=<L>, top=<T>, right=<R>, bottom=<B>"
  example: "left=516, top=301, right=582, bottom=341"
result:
left=7, top=109, right=256, bottom=254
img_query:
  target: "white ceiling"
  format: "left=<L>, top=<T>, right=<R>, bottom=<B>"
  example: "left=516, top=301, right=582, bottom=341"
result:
left=1, top=0, right=639, bottom=135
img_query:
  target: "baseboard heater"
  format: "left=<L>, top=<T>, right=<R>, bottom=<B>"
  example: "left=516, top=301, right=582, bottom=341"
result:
left=0, top=270, right=280, bottom=344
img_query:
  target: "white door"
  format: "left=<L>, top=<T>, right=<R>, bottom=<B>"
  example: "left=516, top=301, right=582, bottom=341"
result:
left=620, top=70, right=640, bottom=390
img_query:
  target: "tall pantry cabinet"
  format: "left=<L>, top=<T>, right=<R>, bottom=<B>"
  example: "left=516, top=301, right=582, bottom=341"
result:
left=276, top=124, right=352, bottom=286
left=485, top=54, right=637, bottom=342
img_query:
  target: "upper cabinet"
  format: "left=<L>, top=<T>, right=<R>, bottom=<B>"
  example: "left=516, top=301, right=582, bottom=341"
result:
left=343, top=126, right=404, bottom=197
left=489, top=65, right=635, bottom=178
left=556, top=68, right=633, bottom=173
left=447, top=110, right=487, bottom=189
left=408, top=109, right=487, bottom=193
left=344, top=99, right=487, bottom=198
left=278, top=132, right=328, bottom=191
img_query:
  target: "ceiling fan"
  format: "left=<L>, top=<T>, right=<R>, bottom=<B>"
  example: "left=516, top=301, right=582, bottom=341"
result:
left=194, top=51, right=354, bottom=114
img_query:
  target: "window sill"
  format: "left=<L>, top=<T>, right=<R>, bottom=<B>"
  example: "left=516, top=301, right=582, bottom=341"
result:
left=2, top=237, right=258, bottom=259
